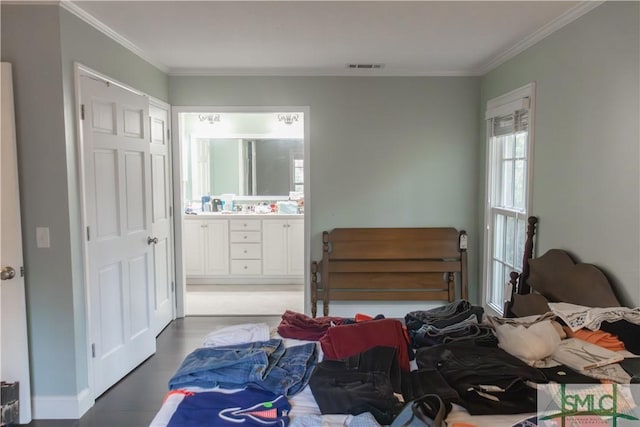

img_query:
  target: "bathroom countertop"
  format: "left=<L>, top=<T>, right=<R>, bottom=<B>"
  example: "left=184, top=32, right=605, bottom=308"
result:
left=184, top=212, right=303, bottom=220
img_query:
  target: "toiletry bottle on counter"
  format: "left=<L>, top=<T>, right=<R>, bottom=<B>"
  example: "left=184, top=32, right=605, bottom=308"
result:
left=201, top=195, right=211, bottom=212
left=220, top=194, right=235, bottom=212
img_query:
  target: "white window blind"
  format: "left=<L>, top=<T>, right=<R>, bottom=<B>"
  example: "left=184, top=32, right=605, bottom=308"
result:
left=492, top=109, right=529, bottom=136
left=485, top=96, right=530, bottom=121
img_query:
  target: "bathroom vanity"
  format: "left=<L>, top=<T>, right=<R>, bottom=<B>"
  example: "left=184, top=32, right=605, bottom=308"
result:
left=184, top=213, right=304, bottom=284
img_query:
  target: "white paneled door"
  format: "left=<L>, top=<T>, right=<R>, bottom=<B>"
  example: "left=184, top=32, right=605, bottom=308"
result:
left=1, top=62, right=32, bottom=424
left=80, top=74, right=155, bottom=398
left=149, top=101, right=174, bottom=336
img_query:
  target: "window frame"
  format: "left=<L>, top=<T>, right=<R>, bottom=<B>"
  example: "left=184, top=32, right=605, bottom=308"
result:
left=290, top=150, right=304, bottom=193
left=482, top=82, right=536, bottom=317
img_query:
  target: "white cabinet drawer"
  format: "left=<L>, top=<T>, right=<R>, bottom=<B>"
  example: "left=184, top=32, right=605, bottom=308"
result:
left=230, top=259, right=262, bottom=275
left=230, top=231, right=261, bottom=243
left=230, top=243, right=261, bottom=259
left=230, top=220, right=261, bottom=231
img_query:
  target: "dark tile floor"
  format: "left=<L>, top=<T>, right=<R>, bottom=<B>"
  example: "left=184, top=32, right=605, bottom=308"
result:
left=24, top=315, right=281, bottom=427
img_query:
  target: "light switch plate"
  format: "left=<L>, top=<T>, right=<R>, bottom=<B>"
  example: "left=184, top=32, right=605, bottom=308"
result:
left=36, top=227, right=50, bottom=248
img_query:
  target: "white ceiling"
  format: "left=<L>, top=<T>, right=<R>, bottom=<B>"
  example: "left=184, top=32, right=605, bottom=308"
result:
left=62, top=0, right=602, bottom=76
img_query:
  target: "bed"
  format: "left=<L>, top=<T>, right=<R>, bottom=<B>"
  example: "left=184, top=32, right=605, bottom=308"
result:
left=152, top=217, right=634, bottom=427
left=310, top=227, right=469, bottom=317
left=505, top=216, right=622, bottom=318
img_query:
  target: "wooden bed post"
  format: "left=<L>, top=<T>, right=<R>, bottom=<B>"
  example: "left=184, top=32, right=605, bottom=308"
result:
left=504, top=216, right=538, bottom=316
left=321, top=231, right=330, bottom=316
left=508, top=271, right=520, bottom=293
left=447, top=272, right=455, bottom=301
left=310, top=261, right=318, bottom=318
left=517, top=216, right=538, bottom=295
left=459, top=230, right=468, bottom=301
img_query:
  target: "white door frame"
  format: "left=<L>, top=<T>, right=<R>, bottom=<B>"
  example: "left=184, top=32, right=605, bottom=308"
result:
left=171, top=106, right=311, bottom=317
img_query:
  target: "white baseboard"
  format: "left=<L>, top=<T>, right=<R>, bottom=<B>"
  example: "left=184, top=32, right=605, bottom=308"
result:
left=32, top=387, right=94, bottom=419
left=186, top=277, right=303, bottom=285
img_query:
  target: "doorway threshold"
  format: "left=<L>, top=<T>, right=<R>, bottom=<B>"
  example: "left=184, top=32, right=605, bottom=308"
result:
left=185, top=284, right=303, bottom=315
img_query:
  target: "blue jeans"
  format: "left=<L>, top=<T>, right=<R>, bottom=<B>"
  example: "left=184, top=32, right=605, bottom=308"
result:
left=260, top=340, right=318, bottom=396
left=168, top=339, right=317, bottom=397
left=405, top=300, right=484, bottom=330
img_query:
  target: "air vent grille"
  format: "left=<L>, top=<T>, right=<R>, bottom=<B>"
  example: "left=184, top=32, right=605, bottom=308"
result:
left=347, top=63, right=385, bottom=69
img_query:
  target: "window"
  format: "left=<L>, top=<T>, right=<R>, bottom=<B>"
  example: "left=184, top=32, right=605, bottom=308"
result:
left=483, top=83, right=535, bottom=315
left=291, top=152, right=304, bottom=193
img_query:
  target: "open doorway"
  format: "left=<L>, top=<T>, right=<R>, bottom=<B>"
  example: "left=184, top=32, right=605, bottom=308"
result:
left=172, top=108, right=308, bottom=316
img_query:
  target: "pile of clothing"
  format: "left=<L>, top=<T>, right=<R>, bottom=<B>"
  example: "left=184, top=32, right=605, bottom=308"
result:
left=486, top=303, right=640, bottom=384
left=163, top=313, right=415, bottom=426
left=403, top=301, right=546, bottom=416
left=550, top=302, right=640, bottom=354
left=277, top=310, right=412, bottom=424
left=276, top=304, right=548, bottom=422
left=405, top=299, right=497, bottom=348
left=157, top=300, right=640, bottom=427
left=163, top=323, right=316, bottom=427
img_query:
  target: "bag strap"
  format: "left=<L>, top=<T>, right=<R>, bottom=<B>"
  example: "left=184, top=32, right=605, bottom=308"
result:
left=401, top=394, right=445, bottom=427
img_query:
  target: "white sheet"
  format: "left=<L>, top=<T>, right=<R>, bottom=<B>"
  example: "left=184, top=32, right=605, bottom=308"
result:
left=549, top=302, right=640, bottom=332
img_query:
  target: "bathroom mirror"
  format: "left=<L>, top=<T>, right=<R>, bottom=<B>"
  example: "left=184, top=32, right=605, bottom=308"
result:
left=179, top=112, right=305, bottom=206
left=186, top=138, right=303, bottom=201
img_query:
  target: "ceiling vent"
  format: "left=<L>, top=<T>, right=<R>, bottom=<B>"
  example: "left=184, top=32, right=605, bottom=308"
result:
left=346, top=63, right=385, bottom=70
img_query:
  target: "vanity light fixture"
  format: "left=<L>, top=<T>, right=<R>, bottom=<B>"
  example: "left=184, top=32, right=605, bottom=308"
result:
left=198, top=114, right=220, bottom=124
left=277, top=113, right=299, bottom=125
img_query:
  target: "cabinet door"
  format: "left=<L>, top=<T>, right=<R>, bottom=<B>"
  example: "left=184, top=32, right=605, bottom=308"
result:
left=287, top=219, right=305, bottom=276
left=262, top=219, right=288, bottom=275
left=184, top=220, right=205, bottom=276
left=204, top=220, right=229, bottom=275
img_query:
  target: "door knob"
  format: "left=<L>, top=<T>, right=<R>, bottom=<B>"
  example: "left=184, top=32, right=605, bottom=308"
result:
left=1, top=266, right=16, bottom=281
left=147, top=237, right=159, bottom=245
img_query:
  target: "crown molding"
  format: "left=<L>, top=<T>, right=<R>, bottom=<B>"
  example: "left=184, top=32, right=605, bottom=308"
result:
left=11, top=0, right=603, bottom=78
left=59, top=0, right=170, bottom=73
left=1, top=1, right=59, bottom=4
left=475, top=0, right=605, bottom=75
left=168, top=68, right=475, bottom=77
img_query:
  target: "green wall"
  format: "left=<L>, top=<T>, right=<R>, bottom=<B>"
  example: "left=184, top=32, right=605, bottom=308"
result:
left=1, top=4, right=77, bottom=398
left=170, top=76, right=482, bottom=311
left=1, top=3, right=169, bottom=412
left=480, top=1, right=640, bottom=305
